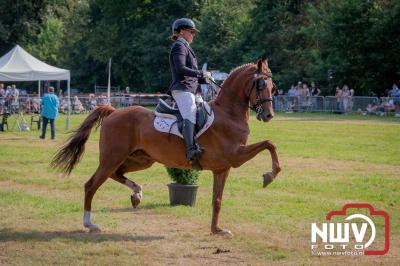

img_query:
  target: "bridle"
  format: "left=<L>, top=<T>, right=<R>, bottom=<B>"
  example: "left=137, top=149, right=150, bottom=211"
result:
left=205, top=65, right=276, bottom=118
left=248, top=70, right=275, bottom=117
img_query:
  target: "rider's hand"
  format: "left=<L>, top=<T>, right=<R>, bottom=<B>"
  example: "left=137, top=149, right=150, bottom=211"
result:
left=203, top=71, right=212, bottom=80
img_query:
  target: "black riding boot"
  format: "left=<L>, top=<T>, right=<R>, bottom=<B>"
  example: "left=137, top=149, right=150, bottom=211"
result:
left=182, top=119, right=204, bottom=163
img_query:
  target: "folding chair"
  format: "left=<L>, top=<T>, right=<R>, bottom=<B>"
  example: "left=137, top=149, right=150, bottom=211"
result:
left=0, top=113, right=9, bottom=131
left=30, top=114, right=42, bottom=130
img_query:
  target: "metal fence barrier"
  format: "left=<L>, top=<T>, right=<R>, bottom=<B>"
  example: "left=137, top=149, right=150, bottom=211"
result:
left=0, top=94, right=392, bottom=115
left=274, top=96, right=381, bottom=114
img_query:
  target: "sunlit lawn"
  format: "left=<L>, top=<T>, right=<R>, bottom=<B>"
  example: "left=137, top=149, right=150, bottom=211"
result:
left=0, top=111, right=399, bottom=265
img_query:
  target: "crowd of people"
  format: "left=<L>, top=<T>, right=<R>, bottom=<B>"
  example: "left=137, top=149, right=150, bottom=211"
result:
left=276, top=81, right=322, bottom=112
left=0, top=83, right=23, bottom=114
left=0, top=83, right=110, bottom=115
left=362, top=83, right=400, bottom=117
left=1, top=82, right=400, bottom=118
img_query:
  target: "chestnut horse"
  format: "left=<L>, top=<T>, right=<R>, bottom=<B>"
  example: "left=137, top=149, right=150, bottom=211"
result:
left=52, top=59, right=281, bottom=236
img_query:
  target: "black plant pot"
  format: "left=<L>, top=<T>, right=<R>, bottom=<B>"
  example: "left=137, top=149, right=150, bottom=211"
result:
left=167, top=183, right=199, bottom=206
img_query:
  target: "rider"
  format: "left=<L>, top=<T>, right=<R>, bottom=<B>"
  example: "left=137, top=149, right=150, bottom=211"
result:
left=169, top=18, right=212, bottom=164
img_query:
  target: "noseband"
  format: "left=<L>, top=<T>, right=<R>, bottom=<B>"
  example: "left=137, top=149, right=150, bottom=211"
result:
left=248, top=71, right=274, bottom=116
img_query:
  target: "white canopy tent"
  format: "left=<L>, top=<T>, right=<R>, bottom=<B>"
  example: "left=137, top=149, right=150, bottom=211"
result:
left=0, top=45, right=71, bottom=129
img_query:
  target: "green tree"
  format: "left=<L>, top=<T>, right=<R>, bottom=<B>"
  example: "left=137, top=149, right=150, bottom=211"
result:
left=241, top=0, right=312, bottom=92
left=304, top=0, right=400, bottom=95
left=83, top=0, right=201, bottom=92
left=195, top=0, right=254, bottom=72
left=26, top=17, right=65, bottom=65
left=0, top=0, right=52, bottom=54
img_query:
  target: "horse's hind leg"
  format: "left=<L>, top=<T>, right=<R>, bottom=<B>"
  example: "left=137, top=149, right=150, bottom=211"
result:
left=83, top=166, right=115, bottom=232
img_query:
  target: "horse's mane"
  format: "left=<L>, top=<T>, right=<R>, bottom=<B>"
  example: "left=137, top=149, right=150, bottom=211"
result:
left=221, top=63, right=255, bottom=87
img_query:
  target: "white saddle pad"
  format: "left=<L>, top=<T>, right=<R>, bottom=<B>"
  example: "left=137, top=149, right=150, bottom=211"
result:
left=154, top=102, right=214, bottom=139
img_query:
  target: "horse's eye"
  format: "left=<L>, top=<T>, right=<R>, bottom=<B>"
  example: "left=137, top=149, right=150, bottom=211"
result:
left=258, top=79, right=266, bottom=89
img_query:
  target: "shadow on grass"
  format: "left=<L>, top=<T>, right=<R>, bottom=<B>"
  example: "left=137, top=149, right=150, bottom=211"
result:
left=97, top=203, right=170, bottom=213
left=0, top=228, right=164, bottom=243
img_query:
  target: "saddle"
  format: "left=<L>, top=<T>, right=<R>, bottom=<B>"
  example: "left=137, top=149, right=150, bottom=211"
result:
left=153, top=98, right=214, bottom=139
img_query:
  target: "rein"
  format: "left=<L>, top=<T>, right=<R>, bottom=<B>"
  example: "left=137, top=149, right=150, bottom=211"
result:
left=207, top=66, right=275, bottom=118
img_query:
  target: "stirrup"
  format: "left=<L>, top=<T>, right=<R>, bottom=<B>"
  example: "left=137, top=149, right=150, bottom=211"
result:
left=187, top=146, right=203, bottom=162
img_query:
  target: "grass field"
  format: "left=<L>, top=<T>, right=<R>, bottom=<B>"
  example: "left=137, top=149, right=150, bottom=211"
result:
left=0, top=111, right=399, bottom=265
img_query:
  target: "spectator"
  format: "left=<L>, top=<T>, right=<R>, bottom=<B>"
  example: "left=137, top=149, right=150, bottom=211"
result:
left=382, top=97, right=395, bottom=116
left=72, top=96, right=85, bottom=113
left=310, top=81, right=320, bottom=111
left=334, top=86, right=343, bottom=113
left=9, top=84, right=19, bottom=113
left=97, top=93, right=108, bottom=106
left=58, top=96, right=68, bottom=113
left=4, top=86, right=11, bottom=112
left=361, top=98, right=381, bottom=115
left=124, top=86, right=131, bottom=107
left=275, top=88, right=285, bottom=111
left=287, top=85, right=297, bottom=97
left=40, top=86, right=59, bottom=140
left=31, top=93, right=41, bottom=113
left=0, top=83, right=5, bottom=114
left=292, top=81, right=302, bottom=111
left=22, top=95, right=31, bottom=113
left=342, top=84, right=351, bottom=113
left=300, top=83, right=311, bottom=112
left=349, top=88, right=355, bottom=111
left=286, top=85, right=297, bottom=113
left=389, top=83, right=400, bottom=117
left=88, top=94, right=97, bottom=111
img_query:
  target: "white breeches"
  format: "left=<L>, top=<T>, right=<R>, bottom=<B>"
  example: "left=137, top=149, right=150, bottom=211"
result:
left=172, top=90, right=197, bottom=124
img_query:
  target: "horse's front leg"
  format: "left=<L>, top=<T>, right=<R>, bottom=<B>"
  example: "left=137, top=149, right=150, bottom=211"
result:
left=230, top=140, right=281, bottom=188
left=211, top=168, right=233, bottom=236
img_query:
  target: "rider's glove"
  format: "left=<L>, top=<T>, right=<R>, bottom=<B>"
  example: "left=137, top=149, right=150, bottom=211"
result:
left=202, top=71, right=212, bottom=80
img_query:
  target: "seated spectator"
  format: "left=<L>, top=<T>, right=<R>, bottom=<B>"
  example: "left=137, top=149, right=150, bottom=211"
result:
left=362, top=99, right=381, bottom=115
left=72, top=96, right=85, bottom=113
left=31, top=93, right=41, bottom=113
left=22, top=95, right=31, bottom=113
left=381, top=97, right=395, bottom=116
left=88, top=94, right=97, bottom=111
left=97, top=93, right=108, bottom=106
left=59, top=96, right=68, bottom=113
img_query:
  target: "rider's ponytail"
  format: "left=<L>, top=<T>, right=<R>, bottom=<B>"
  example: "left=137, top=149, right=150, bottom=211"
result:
left=170, top=32, right=179, bottom=41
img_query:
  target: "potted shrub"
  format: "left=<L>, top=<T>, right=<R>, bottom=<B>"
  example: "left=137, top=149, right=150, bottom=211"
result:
left=166, top=167, right=199, bottom=206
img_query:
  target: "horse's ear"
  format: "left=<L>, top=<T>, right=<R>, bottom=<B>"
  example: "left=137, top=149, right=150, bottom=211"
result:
left=257, top=59, right=263, bottom=71
left=257, top=58, right=268, bottom=73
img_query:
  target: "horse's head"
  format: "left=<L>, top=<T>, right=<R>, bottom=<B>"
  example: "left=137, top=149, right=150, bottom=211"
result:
left=248, top=59, right=276, bottom=122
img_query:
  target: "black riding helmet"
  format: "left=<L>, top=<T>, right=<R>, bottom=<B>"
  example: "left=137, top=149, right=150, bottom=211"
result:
left=172, top=18, right=199, bottom=34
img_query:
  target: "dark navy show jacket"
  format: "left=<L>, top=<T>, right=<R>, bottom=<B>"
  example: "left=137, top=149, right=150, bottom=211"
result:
left=169, top=38, right=202, bottom=93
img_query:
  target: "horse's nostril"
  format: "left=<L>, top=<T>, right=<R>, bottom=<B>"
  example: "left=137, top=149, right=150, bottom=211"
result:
left=267, top=113, right=274, bottom=118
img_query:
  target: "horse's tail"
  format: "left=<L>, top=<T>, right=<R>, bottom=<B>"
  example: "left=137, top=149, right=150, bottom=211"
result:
left=51, top=105, right=116, bottom=174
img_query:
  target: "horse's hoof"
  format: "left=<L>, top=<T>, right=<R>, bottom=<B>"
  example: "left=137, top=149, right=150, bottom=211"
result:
left=89, top=226, right=101, bottom=233
left=212, top=228, right=234, bottom=237
left=263, top=172, right=275, bottom=188
left=131, top=194, right=141, bottom=208
left=84, top=223, right=101, bottom=233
